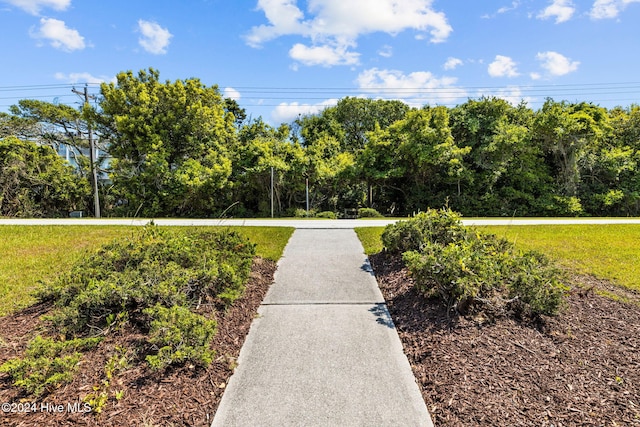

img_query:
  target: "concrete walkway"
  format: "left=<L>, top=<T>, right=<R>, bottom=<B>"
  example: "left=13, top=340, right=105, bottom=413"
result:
left=211, top=229, right=433, bottom=427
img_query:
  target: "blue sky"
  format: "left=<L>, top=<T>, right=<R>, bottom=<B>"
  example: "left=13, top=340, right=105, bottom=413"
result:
left=1, top=0, right=640, bottom=124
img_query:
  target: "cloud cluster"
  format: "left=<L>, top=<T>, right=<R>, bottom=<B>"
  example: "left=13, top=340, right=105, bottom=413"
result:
left=247, top=0, right=452, bottom=67
left=532, top=0, right=640, bottom=21
left=30, top=17, right=84, bottom=51
left=356, top=67, right=467, bottom=106
left=137, top=20, right=172, bottom=55
left=589, top=0, right=640, bottom=19
left=6, top=0, right=174, bottom=55
left=537, top=0, right=576, bottom=23
left=54, top=72, right=114, bottom=84
left=535, top=51, right=580, bottom=76
left=488, top=55, right=519, bottom=78
left=487, top=51, right=579, bottom=81
left=272, top=98, right=339, bottom=123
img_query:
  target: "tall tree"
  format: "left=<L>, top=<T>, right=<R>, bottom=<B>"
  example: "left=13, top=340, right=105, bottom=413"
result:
left=231, top=119, right=305, bottom=216
left=98, top=68, right=236, bottom=217
left=533, top=100, right=611, bottom=199
left=359, top=107, right=469, bottom=213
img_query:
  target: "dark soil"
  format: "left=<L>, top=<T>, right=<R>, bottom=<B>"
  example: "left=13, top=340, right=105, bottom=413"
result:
left=369, top=252, right=640, bottom=427
left=0, top=257, right=277, bottom=427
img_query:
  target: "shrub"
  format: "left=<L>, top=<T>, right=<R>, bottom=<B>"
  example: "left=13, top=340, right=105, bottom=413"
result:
left=5, top=226, right=257, bottom=397
left=386, top=208, right=567, bottom=317
left=357, top=207, right=383, bottom=218
left=381, top=208, right=466, bottom=253
left=507, top=251, right=568, bottom=316
left=315, top=211, right=337, bottom=219
left=403, top=232, right=514, bottom=311
left=38, top=226, right=255, bottom=336
left=294, top=208, right=315, bottom=218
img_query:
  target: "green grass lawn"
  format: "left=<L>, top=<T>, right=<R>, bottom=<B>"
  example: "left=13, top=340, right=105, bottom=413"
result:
left=356, top=224, right=640, bottom=293
left=479, top=224, right=640, bottom=293
left=0, top=225, right=293, bottom=316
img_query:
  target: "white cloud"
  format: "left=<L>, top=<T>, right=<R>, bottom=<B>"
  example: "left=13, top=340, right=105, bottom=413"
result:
left=223, top=87, right=241, bottom=101
left=537, top=0, right=576, bottom=23
left=2, top=0, right=69, bottom=15
left=443, top=57, right=463, bottom=70
left=54, top=72, right=113, bottom=84
left=356, top=67, right=467, bottom=106
left=246, top=0, right=452, bottom=67
left=378, top=44, right=393, bottom=58
left=497, top=1, right=521, bottom=14
left=289, top=42, right=359, bottom=67
left=137, top=19, right=172, bottom=55
left=476, top=86, right=532, bottom=106
left=31, top=17, right=85, bottom=51
left=271, top=98, right=338, bottom=123
left=530, top=72, right=542, bottom=80
left=488, top=55, right=519, bottom=78
left=482, top=1, right=521, bottom=19
left=589, top=0, right=640, bottom=19
left=536, top=51, right=579, bottom=76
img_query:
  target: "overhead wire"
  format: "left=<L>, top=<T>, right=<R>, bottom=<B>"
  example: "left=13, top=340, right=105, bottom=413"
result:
left=1, top=81, right=639, bottom=110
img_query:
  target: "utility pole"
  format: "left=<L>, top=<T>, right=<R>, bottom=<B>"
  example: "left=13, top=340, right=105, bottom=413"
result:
left=270, top=166, right=274, bottom=218
left=72, top=85, right=101, bottom=218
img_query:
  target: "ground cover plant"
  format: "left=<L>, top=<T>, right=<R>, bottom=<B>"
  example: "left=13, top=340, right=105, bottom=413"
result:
left=358, top=213, right=640, bottom=425
left=0, top=225, right=292, bottom=425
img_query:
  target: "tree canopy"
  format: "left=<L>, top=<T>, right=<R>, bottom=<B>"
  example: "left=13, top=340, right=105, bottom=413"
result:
left=2, top=69, right=640, bottom=218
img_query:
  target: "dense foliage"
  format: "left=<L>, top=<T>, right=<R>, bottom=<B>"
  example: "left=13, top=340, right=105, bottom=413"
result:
left=2, top=68, right=640, bottom=218
left=1, top=226, right=256, bottom=398
left=0, top=136, right=89, bottom=217
left=382, top=209, right=568, bottom=317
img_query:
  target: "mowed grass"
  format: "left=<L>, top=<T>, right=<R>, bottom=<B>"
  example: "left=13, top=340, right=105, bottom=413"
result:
left=354, top=227, right=385, bottom=255
left=0, top=225, right=293, bottom=316
left=355, top=224, right=640, bottom=292
left=479, top=224, right=640, bottom=293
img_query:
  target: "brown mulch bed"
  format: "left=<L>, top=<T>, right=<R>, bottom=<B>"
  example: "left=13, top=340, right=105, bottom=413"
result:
left=0, top=257, right=277, bottom=427
left=370, top=252, right=640, bottom=427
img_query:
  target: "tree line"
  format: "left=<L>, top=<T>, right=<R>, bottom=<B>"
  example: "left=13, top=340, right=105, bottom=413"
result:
left=1, top=68, right=639, bottom=218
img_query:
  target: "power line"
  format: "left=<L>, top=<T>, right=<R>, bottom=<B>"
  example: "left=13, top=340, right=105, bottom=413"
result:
left=1, top=81, right=639, bottom=111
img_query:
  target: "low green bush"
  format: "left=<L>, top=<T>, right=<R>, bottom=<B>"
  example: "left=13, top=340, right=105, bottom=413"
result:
left=0, top=336, right=102, bottom=396
left=38, top=226, right=255, bottom=336
left=144, top=304, right=217, bottom=370
left=4, top=226, right=257, bottom=397
left=357, top=207, right=383, bottom=218
left=381, top=208, right=466, bottom=253
left=315, top=211, right=337, bottom=219
left=385, top=209, right=567, bottom=317
left=294, top=208, right=315, bottom=218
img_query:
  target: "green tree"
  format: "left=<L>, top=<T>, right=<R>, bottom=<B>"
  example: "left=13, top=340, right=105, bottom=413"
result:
left=579, top=105, right=640, bottom=215
left=7, top=99, right=104, bottom=217
left=98, top=68, right=236, bottom=217
left=533, top=100, right=611, bottom=200
left=449, top=98, right=553, bottom=216
left=231, top=119, right=306, bottom=216
left=359, top=107, right=469, bottom=213
left=0, top=136, right=89, bottom=217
